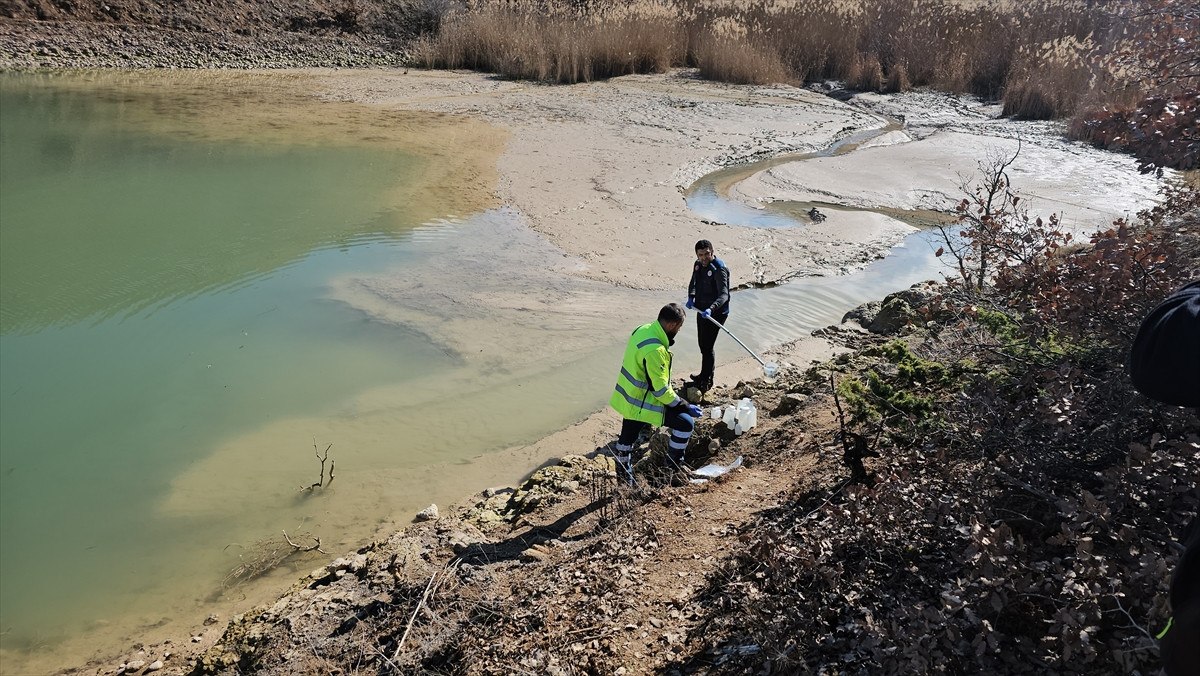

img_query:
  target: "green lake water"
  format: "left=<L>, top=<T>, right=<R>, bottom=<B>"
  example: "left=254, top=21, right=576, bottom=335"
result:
left=0, top=72, right=624, bottom=671
left=0, top=73, right=443, bottom=651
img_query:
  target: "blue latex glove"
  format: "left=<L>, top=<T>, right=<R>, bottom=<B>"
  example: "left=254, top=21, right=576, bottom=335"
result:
left=685, top=404, right=703, bottom=418
left=700, top=309, right=711, bottom=319
left=685, top=298, right=695, bottom=309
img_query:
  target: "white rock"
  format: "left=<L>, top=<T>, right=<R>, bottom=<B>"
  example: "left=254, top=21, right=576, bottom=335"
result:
left=146, top=660, right=163, bottom=672
left=415, top=504, right=439, bottom=521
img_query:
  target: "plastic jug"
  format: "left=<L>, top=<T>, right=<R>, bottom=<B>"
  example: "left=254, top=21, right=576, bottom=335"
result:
left=722, top=404, right=737, bottom=428
left=734, top=398, right=757, bottom=432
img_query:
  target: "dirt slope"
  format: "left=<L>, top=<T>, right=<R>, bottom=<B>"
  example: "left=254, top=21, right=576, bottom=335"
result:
left=0, top=0, right=425, bottom=68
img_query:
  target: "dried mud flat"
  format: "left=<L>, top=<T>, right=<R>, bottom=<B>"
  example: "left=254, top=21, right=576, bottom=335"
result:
left=312, top=69, right=1160, bottom=296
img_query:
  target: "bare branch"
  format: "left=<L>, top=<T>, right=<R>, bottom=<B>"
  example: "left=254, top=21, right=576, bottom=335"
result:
left=282, top=529, right=325, bottom=554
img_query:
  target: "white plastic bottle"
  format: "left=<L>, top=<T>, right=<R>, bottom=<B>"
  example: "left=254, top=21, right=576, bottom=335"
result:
left=722, top=404, right=737, bottom=428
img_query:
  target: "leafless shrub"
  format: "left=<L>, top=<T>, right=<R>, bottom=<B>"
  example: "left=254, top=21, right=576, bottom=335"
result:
left=417, top=4, right=682, bottom=82
left=885, top=61, right=910, bottom=93
left=848, top=52, right=884, bottom=92
left=1002, top=37, right=1097, bottom=119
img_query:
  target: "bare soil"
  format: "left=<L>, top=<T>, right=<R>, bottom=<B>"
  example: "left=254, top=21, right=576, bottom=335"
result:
left=0, top=0, right=411, bottom=69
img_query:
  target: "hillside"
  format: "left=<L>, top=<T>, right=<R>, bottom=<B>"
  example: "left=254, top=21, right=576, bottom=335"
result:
left=0, top=0, right=430, bottom=68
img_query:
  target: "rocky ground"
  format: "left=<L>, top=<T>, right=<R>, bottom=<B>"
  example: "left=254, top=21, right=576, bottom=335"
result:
left=89, top=354, right=848, bottom=675
left=0, top=0, right=421, bottom=69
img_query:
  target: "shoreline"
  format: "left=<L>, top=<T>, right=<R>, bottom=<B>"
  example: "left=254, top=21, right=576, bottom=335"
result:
left=1, top=67, right=1171, bottom=675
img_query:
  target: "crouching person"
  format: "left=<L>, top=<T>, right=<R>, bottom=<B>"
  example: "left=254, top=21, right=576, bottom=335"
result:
left=609, top=303, right=703, bottom=484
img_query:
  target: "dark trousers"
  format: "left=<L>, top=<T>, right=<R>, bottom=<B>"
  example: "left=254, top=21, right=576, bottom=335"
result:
left=615, top=408, right=696, bottom=465
left=696, top=311, right=728, bottom=386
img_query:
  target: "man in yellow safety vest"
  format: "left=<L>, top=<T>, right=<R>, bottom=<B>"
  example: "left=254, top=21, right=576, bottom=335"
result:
left=609, top=302, right=704, bottom=484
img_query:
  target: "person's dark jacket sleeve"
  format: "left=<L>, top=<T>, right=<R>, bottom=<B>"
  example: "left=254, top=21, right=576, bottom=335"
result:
left=707, top=262, right=730, bottom=314
left=688, top=265, right=697, bottom=304
left=1162, top=519, right=1200, bottom=676
left=1128, top=281, right=1200, bottom=408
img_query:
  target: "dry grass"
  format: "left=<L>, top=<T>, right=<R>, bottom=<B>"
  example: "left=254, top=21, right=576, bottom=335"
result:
left=1002, top=35, right=1098, bottom=119
left=692, top=35, right=792, bottom=85
left=413, top=5, right=685, bottom=82
left=412, top=0, right=1147, bottom=119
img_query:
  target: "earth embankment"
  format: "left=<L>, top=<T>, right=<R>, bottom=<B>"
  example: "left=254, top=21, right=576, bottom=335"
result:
left=0, top=0, right=421, bottom=69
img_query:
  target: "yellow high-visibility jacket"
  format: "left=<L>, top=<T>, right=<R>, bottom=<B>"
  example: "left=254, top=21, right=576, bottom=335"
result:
left=609, top=321, right=681, bottom=426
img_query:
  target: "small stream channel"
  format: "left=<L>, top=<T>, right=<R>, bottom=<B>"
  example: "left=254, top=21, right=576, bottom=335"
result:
left=683, top=118, right=957, bottom=354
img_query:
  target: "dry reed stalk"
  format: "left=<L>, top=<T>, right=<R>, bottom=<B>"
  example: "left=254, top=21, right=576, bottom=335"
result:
left=415, top=0, right=1139, bottom=119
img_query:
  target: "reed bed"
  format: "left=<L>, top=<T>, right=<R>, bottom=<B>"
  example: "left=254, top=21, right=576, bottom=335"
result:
left=411, top=0, right=1154, bottom=120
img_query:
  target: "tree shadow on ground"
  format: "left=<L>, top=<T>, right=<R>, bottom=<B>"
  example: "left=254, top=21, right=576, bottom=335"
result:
left=455, top=497, right=614, bottom=566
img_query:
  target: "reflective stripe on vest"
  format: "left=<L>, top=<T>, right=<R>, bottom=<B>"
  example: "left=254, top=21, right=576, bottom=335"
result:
left=614, top=384, right=665, bottom=414
left=620, top=366, right=649, bottom=391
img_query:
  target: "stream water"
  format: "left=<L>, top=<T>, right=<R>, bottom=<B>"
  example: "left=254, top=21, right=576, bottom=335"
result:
left=0, top=72, right=948, bottom=672
left=685, top=124, right=955, bottom=351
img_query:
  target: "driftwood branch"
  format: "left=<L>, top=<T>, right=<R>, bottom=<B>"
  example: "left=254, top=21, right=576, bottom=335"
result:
left=282, top=529, right=325, bottom=554
left=993, top=469, right=1060, bottom=505
left=302, top=438, right=335, bottom=492
left=222, top=529, right=325, bottom=588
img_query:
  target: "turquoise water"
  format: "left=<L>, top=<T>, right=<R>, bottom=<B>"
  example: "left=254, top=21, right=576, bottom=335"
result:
left=0, top=74, right=644, bottom=672
left=0, top=74, right=470, bottom=660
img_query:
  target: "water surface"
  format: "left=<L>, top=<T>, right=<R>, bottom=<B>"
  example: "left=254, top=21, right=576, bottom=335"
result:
left=0, top=71, right=575, bottom=672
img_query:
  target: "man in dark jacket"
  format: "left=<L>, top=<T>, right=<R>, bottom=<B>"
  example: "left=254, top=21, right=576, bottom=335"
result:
left=686, top=239, right=730, bottom=393
left=1128, top=280, right=1200, bottom=676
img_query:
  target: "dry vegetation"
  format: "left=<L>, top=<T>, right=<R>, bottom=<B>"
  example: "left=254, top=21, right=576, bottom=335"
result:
left=685, top=159, right=1200, bottom=672
left=407, top=0, right=1198, bottom=169
left=413, top=0, right=1112, bottom=109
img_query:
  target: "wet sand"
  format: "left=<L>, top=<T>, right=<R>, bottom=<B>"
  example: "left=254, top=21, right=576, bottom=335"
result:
left=312, top=69, right=906, bottom=291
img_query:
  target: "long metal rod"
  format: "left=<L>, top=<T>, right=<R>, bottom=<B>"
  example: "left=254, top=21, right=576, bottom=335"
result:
left=701, top=312, right=767, bottom=367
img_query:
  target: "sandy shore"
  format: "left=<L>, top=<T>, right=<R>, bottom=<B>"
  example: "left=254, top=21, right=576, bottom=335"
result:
left=312, top=69, right=908, bottom=291
left=314, top=70, right=1162, bottom=294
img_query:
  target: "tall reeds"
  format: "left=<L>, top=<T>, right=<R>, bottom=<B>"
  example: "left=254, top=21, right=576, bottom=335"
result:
left=412, top=2, right=685, bottom=83
left=411, top=0, right=1144, bottom=120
